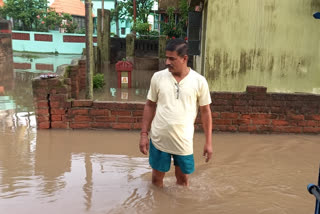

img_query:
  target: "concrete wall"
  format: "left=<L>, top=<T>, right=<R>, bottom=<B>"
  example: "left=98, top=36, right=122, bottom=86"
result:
left=204, top=0, right=320, bottom=94
left=12, top=31, right=97, bottom=54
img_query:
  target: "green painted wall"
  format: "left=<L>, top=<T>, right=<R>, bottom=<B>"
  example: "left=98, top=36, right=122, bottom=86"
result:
left=204, top=0, right=320, bottom=94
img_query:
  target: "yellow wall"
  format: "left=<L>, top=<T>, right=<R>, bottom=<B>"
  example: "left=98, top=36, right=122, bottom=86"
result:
left=204, top=0, right=320, bottom=93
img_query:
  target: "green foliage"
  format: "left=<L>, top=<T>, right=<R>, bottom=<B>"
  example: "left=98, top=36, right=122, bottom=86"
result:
left=161, top=0, right=189, bottom=39
left=113, top=0, right=154, bottom=23
left=1, top=1, right=77, bottom=33
left=131, top=21, right=159, bottom=40
left=93, top=73, right=105, bottom=89
left=1, top=0, right=48, bottom=31
left=75, top=28, right=86, bottom=34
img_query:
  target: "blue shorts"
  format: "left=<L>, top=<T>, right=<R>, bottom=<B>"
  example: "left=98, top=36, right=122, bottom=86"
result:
left=149, top=139, right=195, bottom=174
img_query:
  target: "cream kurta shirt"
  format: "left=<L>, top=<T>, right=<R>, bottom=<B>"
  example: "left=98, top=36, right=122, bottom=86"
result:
left=147, top=68, right=212, bottom=155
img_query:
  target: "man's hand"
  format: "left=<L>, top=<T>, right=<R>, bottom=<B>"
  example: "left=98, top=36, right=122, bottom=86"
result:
left=203, top=143, right=213, bottom=162
left=139, top=135, right=149, bottom=155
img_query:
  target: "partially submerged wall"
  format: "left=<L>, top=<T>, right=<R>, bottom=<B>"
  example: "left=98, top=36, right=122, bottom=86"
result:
left=0, top=33, right=14, bottom=91
left=32, top=59, right=320, bottom=134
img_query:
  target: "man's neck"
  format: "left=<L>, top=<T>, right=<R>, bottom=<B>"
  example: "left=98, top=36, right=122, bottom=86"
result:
left=172, top=67, right=190, bottom=82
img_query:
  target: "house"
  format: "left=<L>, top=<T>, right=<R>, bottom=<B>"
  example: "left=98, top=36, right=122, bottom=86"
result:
left=50, top=0, right=88, bottom=30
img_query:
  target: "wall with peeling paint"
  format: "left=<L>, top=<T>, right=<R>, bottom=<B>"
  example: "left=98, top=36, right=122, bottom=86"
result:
left=204, top=0, right=320, bottom=94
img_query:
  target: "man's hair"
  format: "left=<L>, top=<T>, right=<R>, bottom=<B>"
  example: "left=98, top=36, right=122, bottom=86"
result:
left=166, top=39, right=188, bottom=57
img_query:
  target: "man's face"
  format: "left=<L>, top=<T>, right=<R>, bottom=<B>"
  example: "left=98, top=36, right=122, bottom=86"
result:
left=165, top=51, right=187, bottom=74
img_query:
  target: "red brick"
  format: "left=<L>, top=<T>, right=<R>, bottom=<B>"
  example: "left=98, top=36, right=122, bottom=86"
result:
left=37, top=108, right=49, bottom=115
left=51, top=121, right=68, bottom=129
left=93, top=102, right=114, bottom=109
left=305, top=115, right=320, bottom=121
left=239, top=125, right=257, bottom=132
left=133, top=111, right=143, bottom=117
left=89, top=109, right=108, bottom=116
left=36, top=63, right=54, bottom=71
left=133, top=123, right=142, bottom=129
left=70, top=109, right=89, bottom=115
left=221, top=112, right=239, bottom=119
left=298, top=120, right=318, bottom=127
left=37, top=115, right=49, bottom=122
left=252, top=119, right=270, bottom=125
left=34, top=34, right=52, bottom=42
left=14, top=62, right=31, bottom=69
left=241, top=114, right=251, bottom=120
left=212, top=99, right=229, bottom=105
left=118, top=117, right=135, bottom=123
left=211, top=112, right=220, bottom=118
left=95, top=116, right=117, bottom=122
left=136, top=104, right=145, bottom=110
left=74, top=115, right=92, bottom=122
left=272, top=120, right=289, bottom=126
left=111, top=110, right=131, bottom=117
left=51, top=108, right=65, bottom=115
left=50, top=94, right=68, bottom=101
left=50, top=101, right=65, bottom=108
left=72, top=100, right=93, bottom=107
left=51, top=115, right=62, bottom=121
left=287, top=114, right=304, bottom=121
left=303, top=127, right=320, bottom=133
left=213, top=93, right=233, bottom=99
left=70, top=123, right=91, bottom=129
left=213, top=119, right=232, bottom=125
left=251, top=114, right=277, bottom=119
left=112, top=123, right=132, bottom=130
left=91, top=122, right=111, bottom=129
left=246, top=86, right=267, bottom=94
left=233, top=100, right=247, bottom=106
left=234, top=106, right=250, bottom=113
left=233, top=119, right=251, bottom=125
left=273, top=126, right=302, bottom=133
left=257, top=125, right=272, bottom=132
left=38, top=122, right=50, bottom=129
left=63, top=35, right=86, bottom=43
left=37, top=101, right=49, bottom=108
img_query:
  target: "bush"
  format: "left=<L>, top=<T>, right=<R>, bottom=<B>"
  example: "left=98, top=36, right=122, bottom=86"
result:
left=93, top=73, right=105, bottom=89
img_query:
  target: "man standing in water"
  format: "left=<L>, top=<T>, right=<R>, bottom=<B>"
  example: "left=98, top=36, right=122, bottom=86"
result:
left=139, top=39, right=213, bottom=187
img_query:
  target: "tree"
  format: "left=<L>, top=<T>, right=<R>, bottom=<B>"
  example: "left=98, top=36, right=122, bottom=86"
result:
left=161, top=0, right=189, bottom=38
left=116, top=0, right=154, bottom=23
left=1, top=0, right=48, bottom=31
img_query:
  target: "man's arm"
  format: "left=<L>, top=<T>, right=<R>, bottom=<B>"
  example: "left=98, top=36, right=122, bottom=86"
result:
left=199, top=104, right=212, bottom=162
left=139, top=100, right=156, bottom=155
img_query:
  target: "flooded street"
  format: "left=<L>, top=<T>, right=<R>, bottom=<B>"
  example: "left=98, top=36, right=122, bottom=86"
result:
left=0, top=54, right=319, bottom=214
left=1, top=128, right=319, bottom=214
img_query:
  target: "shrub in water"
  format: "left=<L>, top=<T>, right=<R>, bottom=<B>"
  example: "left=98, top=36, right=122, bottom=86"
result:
left=93, top=73, right=105, bottom=89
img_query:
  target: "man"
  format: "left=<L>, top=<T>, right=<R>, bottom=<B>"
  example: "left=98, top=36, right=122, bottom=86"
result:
left=139, top=39, right=212, bottom=187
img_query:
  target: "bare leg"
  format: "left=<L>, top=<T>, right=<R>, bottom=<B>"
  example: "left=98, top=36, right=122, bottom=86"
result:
left=152, top=169, right=166, bottom=188
left=175, top=166, right=189, bottom=186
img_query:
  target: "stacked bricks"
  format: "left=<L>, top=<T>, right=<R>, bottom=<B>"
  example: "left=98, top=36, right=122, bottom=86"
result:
left=67, top=101, right=144, bottom=129
left=32, top=76, right=71, bottom=129
left=32, top=59, right=320, bottom=134
left=68, top=60, right=86, bottom=99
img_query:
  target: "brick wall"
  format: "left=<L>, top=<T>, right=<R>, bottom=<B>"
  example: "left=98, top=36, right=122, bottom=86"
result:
left=35, top=34, right=53, bottom=42
left=12, top=32, right=30, bottom=40
left=32, top=60, right=320, bottom=134
left=63, top=35, right=98, bottom=43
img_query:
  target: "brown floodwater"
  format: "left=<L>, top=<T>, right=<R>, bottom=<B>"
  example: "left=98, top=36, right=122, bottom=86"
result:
left=0, top=59, right=319, bottom=214
left=1, top=118, right=319, bottom=214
